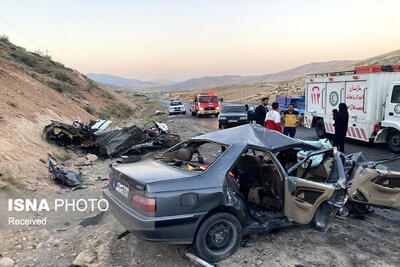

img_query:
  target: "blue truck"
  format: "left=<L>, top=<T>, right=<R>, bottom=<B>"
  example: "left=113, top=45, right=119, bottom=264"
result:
left=276, top=95, right=305, bottom=114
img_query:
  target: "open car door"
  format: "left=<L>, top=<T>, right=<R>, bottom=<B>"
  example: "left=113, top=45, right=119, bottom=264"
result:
left=349, top=167, right=400, bottom=208
left=284, top=176, right=335, bottom=224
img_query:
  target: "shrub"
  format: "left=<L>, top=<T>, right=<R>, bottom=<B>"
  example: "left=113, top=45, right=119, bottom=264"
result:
left=0, top=35, right=10, bottom=44
left=101, top=89, right=115, bottom=100
left=87, top=82, right=99, bottom=92
left=7, top=101, right=17, bottom=107
left=97, top=103, right=134, bottom=120
left=47, top=81, right=75, bottom=94
left=19, top=54, right=37, bottom=67
left=84, top=105, right=97, bottom=115
left=54, top=72, right=73, bottom=84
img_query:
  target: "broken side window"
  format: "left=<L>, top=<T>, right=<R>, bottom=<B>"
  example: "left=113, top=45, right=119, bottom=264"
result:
left=229, top=148, right=283, bottom=210
left=156, top=141, right=228, bottom=172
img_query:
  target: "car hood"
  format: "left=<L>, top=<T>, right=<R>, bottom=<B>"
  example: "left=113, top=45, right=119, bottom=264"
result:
left=220, top=112, right=247, bottom=117
left=113, top=159, right=197, bottom=184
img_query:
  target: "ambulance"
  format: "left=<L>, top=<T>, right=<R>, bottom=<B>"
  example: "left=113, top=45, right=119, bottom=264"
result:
left=304, top=65, right=400, bottom=152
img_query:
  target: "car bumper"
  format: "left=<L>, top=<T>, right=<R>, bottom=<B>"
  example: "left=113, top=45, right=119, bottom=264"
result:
left=198, top=110, right=219, bottom=115
left=219, top=120, right=248, bottom=125
left=169, top=110, right=185, bottom=114
left=103, top=188, right=206, bottom=244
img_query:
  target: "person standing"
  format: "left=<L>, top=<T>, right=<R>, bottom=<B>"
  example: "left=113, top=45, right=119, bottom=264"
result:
left=333, top=103, right=349, bottom=153
left=282, top=104, right=300, bottom=138
left=265, top=102, right=282, bottom=133
left=255, top=97, right=269, bottom=126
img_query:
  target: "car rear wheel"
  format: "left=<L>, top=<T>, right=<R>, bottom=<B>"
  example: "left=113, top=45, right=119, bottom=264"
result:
left=388, top=129, right=400, bottom=153
left=315, top=119, right=326, bottom=138
left=193, top=212, right=242, bottom=263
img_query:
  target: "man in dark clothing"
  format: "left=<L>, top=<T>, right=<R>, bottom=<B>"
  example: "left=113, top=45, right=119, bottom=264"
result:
left=255, top=97, right=269, bottom=126
left=333, top=103, right=349, bottom=153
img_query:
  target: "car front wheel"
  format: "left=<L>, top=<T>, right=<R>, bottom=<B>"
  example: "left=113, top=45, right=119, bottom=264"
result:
left=193, top=212, right=242, bottom=263
left=315, top=119, right=326, bottom=138
left=388, top=129, right=400, bottom=153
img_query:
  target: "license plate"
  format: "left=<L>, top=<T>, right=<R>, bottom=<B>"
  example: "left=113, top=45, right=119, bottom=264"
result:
left=114, top=181, right=129, bottom=197
left=228, top=120, right=238, bottom=122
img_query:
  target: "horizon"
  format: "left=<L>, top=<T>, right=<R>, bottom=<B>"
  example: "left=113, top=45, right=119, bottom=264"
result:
left=1, top=0, right=400, bottom=81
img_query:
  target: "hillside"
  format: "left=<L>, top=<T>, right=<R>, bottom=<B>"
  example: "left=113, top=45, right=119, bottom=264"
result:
left=86, top=73, right=157, bottom=89
left=148, top=60, right=352, bottom=92
left=86, top=73, right=176, bottom=90
left=0, top=36, right=154, bottom=190
left=167, top=49, right=400, bottom=103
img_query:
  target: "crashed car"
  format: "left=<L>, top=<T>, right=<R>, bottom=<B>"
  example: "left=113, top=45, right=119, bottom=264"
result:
left=44, top=120, right=180, bottom=157
left=104, top=124, right=400, bottom=262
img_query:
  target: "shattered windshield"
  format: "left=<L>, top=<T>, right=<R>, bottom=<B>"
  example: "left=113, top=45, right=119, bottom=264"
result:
left=156, top=141, right=228, bottom=172
left=199, top=96, right=219, bottom=103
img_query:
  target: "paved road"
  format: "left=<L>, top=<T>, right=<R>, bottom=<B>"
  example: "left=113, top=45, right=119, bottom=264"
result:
left=164, top=102, right=400, bottom=171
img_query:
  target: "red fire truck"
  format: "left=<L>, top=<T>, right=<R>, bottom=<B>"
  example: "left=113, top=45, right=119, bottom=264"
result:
left=189, top=91, right=222, bottom=117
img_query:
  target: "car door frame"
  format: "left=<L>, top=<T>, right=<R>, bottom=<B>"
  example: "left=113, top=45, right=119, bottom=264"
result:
left=283, top=148, right=348, bottom=224
left=349, top=166, right=400, bottom=208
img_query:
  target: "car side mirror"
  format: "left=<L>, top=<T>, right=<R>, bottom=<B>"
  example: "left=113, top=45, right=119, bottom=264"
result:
left=220, top=98, right=223, bottom=102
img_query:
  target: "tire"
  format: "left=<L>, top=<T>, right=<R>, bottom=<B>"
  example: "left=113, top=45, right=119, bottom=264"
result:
left=388, top=130, right=400, bottom=153
left=315, top=119, right=326, bottom=138
left=218, top=123, right=222, bottom=129
left=193, top=212, right=242, bottom=263
left=183, top=111, right=187, bottom=114
left=191, top=111, right=195, bottom=116
left=196, top=112, right=201, bottom=118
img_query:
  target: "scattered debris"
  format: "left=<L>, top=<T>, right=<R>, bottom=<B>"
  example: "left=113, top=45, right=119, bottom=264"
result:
left=72, top=250, right=96, bottom=266
left=0, top=112, right=3, bottom=119
left=117, top=230, right=130, bottom=240
left=154, top=110, right=165, bottom=115
left=72, top=184, right=89, bottom=191
left=185, top=253, right=214, bottom=267
left=0, top=257, right=15, bottom=267
left=48, top=154, right=68, bottom=167
left=48, top=157, right=82, bottom=187
left=56, top=189, right=71, bottom=194
left=85, top=153, right=98, bottom=162
left=117, top=154, right=141, bottom=164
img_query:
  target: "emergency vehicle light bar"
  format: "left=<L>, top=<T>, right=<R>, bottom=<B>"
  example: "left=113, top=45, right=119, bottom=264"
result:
left=307, top=65, right=400, bottom=78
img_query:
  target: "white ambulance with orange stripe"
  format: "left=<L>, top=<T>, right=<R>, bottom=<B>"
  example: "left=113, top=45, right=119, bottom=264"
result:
left=304, top=65, right=400, bottom=152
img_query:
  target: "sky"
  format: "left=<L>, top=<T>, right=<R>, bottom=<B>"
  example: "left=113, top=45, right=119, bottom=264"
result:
left=0, top=0, right=400, bottom=81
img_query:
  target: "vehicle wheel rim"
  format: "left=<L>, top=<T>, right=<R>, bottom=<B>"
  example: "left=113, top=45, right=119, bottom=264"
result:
left=204, top=220, right=236, bottom=255
left=392, top=136, right=400, bottom=146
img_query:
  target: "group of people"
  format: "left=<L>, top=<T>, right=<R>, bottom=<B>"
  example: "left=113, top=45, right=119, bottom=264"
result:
left=254, top=97, right=349, bottom=152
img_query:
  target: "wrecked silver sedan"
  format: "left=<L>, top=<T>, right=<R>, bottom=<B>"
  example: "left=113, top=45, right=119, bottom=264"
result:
left=104, top=124, right=400, bottom=263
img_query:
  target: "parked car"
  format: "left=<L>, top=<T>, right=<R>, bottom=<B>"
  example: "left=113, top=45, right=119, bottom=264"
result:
left=168, top=100, right=186, bottom=115
left=104, top=125, right=400, bottom=263
left=218, top=105, right=248, bottom=129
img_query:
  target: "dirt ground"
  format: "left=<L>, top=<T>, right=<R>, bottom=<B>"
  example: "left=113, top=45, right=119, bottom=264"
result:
left=1, top=112, right=400, bottom=267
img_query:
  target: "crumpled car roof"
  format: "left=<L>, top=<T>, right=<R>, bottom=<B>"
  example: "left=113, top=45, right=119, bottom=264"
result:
left=192, top=124, right=318, bottom=152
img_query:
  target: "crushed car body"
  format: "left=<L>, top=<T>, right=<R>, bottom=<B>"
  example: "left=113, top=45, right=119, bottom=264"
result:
left=44, top=120, right=181, bottom=157
left=105, top=124, right=397, bottom=262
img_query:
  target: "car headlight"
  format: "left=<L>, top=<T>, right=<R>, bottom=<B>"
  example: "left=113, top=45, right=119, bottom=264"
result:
left=219, top=116, right=226, bottom=120
left=239, top=117, right=247, bottom=120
